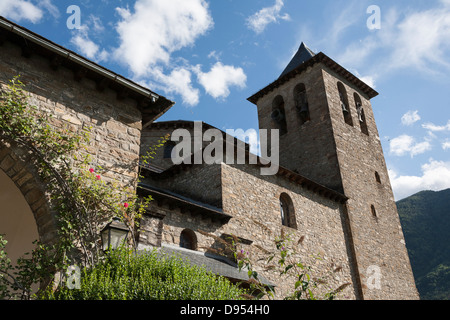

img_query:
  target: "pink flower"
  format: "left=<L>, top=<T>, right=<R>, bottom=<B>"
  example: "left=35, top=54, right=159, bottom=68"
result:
left=96, top=175, right=101, bottom=180
left=124, top=202, right=129, bottom=208
left=89, top=168, right=95, bottom=173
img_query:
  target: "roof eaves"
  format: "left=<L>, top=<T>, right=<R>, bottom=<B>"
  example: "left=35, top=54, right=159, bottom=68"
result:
left=247, top=52, right=378, bottom=105
left=138, top=183, right=231, bottom=223
left=156, top=244, right=275, bottom=286
left=0, top=16, right=174, bottom=123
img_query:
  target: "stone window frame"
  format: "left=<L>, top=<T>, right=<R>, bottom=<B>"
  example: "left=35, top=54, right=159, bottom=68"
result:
left=293, top=83, right=310, bottom=125
left=271, top=95, right=288, bottom=136
left=279, top=192, right=297, bottom=229
left=375, top=171, right=381, bottom=184
left=371, top=205, right=378, bottom=219
left=337, top=82, right=353, bottom=126
left=180, top=228, right=198, bottom=251
left=354, top=92, right=369, bottom=135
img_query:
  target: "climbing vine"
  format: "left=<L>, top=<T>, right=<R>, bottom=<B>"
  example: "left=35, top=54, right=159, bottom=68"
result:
left=231, top=232, right=351, bottom=300
left=0, top=76, right=164, bottom=299
left=200, top=227, right=351, bottom=300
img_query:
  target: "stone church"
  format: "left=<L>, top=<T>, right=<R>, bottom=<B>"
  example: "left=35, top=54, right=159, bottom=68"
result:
left=0, top=16, right=419, bottom=299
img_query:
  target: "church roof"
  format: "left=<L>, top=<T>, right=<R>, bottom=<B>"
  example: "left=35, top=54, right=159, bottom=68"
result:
left=279, top=42, right=316, bottom=78
left=248, top=43, right=378, bottom=104
left=138, top=183, right=231, bottom=223
left=154, top=243, right=274, bottom=286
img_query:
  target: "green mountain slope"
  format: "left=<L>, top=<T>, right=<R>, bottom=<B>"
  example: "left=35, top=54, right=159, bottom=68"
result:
left=396, top=188, right=450, bottom=300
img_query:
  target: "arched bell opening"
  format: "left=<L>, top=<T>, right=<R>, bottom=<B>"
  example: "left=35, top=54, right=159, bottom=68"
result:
left=271, top=95, right=288, bottom=136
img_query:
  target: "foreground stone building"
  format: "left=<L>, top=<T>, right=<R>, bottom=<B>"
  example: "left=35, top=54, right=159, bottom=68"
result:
left=0, top=17, right=419, bottom=299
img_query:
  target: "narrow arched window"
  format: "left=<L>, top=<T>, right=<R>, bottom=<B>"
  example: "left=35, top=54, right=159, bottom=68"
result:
left=280, top=193, right=297, bottom=229
left=338, top=82, right=352, bottom=126
left=294, top=83, right=310, bottom=124
left=375, top=171, right=381, bottom=184
left=180, top=229, right=197, bottom=250
left=371, top=205, right=377, bottom=218
left=271, top=95, right=288, bottom=136
left=354, top=93, right=369, bottom=135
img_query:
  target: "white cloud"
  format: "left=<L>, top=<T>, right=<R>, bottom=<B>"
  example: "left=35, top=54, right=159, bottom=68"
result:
left=359, top=75, right=376, bottom=89
left=111, top=0, right=214, bottom=106
left=401, top=110, right=421, bottom=126
left=71, top=32, right=100, bottom=60
left=422, top=120, right=450, bottom=132
left=0, top=0, right=43, bottom=23
left=89, top=14, right=105, bottom=33
left=338, top=2, right=450, bottom=77
left=389, top=134, right=432, bottom=157
left=113, top=0, right=213, bottom=77
left=195, top=62, right=247, bottom=99
left=207, top=51, right=221, bottom=61
left=246, top=0, right=290, bottom=34
left=442, top=140, right=450, bottom=150
left=151, top=67, right=200, bottom=107
left=0, top=0, right=59, bottom=23
left=351, top=69, right=377, bottom=89
left=420, top=119, right=450, bottom=152
left=389, top=159, right=450, bottom=200
left=69, top=23, right=109, bottom=63
left=327, top=1, right=362, bottom=47
left=228, top=128, right=260, bottom=156
left=391, top=4, right=450, bottom=71
left=39, top=0, right=59, bottom=19
left=338, top=37, right=380, bottom=69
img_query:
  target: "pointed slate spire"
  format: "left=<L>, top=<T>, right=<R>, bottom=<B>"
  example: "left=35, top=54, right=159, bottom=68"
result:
left=279, top=42, right=316, bottom=78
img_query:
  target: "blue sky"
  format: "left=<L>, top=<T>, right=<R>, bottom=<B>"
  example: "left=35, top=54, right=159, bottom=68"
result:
left=1, top=0, right=450, bottom=200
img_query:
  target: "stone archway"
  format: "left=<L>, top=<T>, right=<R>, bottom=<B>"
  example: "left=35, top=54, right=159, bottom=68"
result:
left=0, top=142, right=58, bottom=257
left=0, top=168, right=39, bottom=265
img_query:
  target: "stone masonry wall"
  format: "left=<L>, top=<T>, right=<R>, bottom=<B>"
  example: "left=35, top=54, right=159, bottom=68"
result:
left=0, top=41, right=142, bottom=188
left=321, top=66, right=419, bottom=299
left=140, top=127, right=176, bottom=171
left=254, top=59, right=419, bottom=299
left=143, top=163, right=223, bottom=208
left=220, top=163, right=357, bottom=299
left=139, top=160, right=357, bottom=299
left=0, top=40, right=143, bottom=245
left=256, top=65, right=343, bottom=192
left=139, top=203, right=225, bottom=251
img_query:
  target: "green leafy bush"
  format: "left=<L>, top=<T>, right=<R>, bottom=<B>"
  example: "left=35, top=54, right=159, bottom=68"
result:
left=43, top=247, right=247, bottom=300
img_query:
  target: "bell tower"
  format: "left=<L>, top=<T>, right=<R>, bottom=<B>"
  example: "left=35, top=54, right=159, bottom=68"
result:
left=248, top=43, right=419, bottom=300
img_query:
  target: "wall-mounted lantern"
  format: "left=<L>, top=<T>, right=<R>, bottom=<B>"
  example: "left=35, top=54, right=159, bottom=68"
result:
left=100, top=217, right=129, bottom=251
